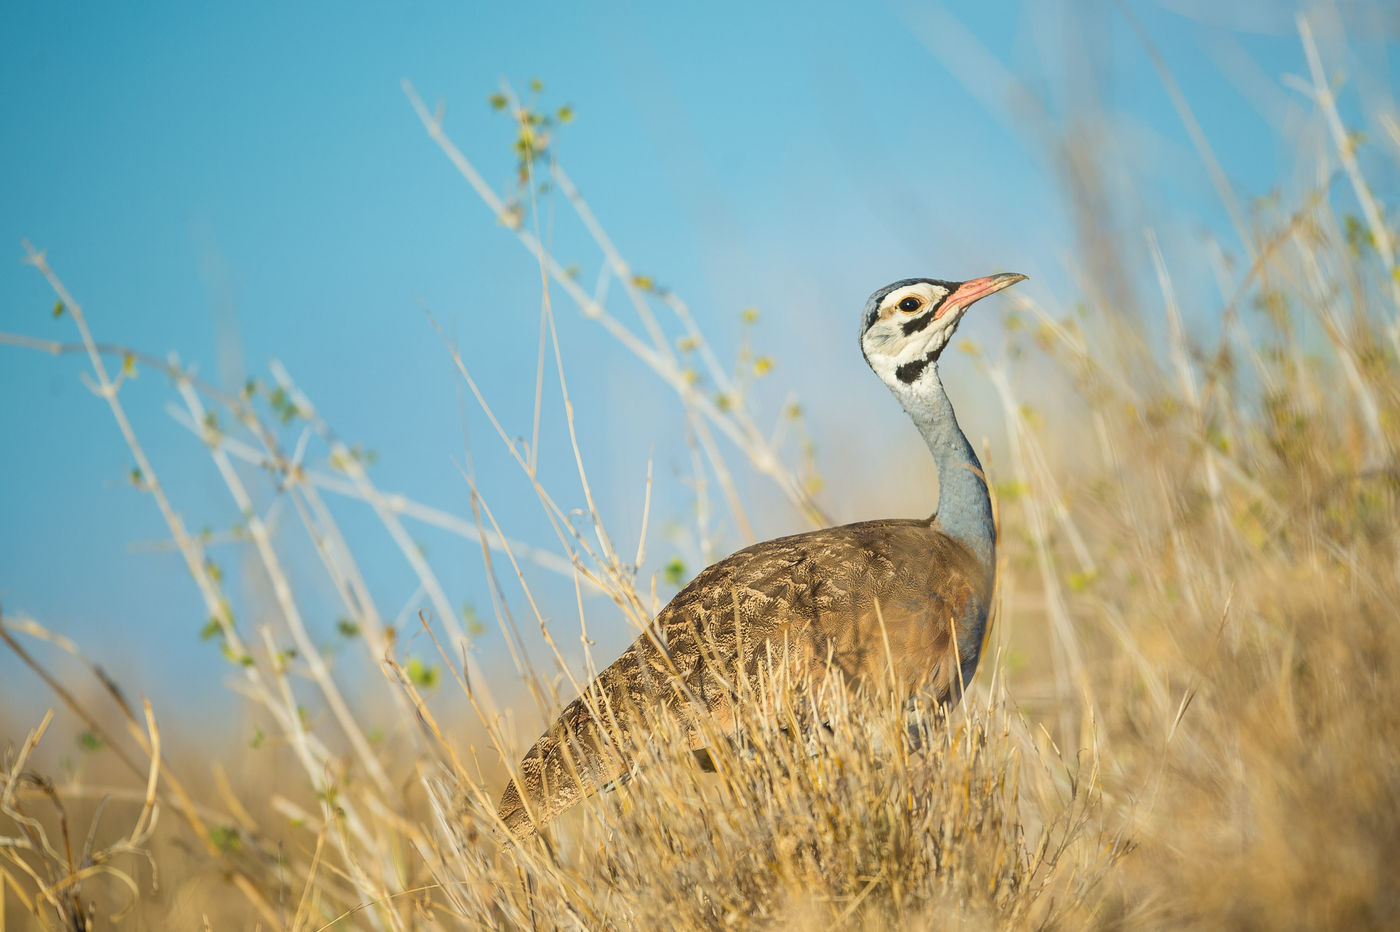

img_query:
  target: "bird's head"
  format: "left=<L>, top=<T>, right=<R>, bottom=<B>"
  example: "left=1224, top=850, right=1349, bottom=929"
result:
left=860, top=273, right=1026, bottom=386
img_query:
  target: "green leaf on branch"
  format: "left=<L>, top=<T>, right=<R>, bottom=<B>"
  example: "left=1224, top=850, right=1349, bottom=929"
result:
left=407, top=658, right=440, bottom=690
left=664, top=558, right=687, bottom=587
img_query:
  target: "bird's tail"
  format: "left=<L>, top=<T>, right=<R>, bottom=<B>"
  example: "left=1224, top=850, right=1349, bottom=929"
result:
left=496, top=690, right=633, bottom=838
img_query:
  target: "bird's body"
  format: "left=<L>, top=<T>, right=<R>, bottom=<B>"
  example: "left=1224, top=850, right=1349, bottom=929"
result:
left=498, top=272, right=1024, bottom=837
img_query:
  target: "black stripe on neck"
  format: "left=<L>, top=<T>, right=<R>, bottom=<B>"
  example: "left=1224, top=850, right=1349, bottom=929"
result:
left=896, top=352, right=935, bottom=384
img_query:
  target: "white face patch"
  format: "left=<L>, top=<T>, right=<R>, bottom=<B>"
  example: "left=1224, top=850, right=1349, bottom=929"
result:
left=860, top=281, right=962, bottom=386
left=878, top=282, right=946, bottom=317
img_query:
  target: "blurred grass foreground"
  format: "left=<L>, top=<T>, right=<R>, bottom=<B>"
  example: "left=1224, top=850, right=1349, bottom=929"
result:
left=4, top=15, right=1400, bottom=932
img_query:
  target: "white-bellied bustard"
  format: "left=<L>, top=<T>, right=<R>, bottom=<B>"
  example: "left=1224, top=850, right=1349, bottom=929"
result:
left=498, top=272, right=1024, bottom=837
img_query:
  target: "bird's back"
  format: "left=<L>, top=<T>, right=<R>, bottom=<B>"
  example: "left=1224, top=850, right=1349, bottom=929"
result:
left=497, top=515, right=994, bottom=836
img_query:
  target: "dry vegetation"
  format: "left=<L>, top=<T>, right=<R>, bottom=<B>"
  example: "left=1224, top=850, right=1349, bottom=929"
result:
left=3, top=17, right=1399, bottom=931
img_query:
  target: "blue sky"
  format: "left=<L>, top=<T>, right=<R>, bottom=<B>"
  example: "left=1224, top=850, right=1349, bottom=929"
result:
left=1, top=2, right=1396, bottom=730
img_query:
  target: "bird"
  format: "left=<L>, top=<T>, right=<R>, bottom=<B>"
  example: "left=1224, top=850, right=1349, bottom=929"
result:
left=496, top=271, right=1024, bottom=838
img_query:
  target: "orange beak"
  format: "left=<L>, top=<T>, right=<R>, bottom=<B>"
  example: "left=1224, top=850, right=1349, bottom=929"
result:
left=936, top=272, right=1027, bottom=319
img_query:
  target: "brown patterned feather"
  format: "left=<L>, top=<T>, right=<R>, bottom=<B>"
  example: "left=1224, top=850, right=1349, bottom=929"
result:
left=496, top=514, right=993, bottom=837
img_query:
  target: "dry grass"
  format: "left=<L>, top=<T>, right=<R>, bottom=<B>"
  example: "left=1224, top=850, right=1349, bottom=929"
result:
left=3, top=16, right=1400, bottom=930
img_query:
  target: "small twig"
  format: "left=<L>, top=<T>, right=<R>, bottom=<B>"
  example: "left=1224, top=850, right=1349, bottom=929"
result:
left=1298, top=14, right=1400, bottom=343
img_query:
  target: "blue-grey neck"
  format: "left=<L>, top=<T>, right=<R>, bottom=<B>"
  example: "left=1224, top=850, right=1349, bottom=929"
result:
left=891, top=364, right=996, bottom=571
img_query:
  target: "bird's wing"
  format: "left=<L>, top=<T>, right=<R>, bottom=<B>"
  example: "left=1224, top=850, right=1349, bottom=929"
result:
left=652, top=518, right=990, bottom=712
left=497, top=518, right=990, bottom=836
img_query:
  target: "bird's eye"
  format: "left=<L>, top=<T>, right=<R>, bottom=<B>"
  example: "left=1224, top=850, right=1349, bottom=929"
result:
left=898, top=296, right=923, bottom=313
